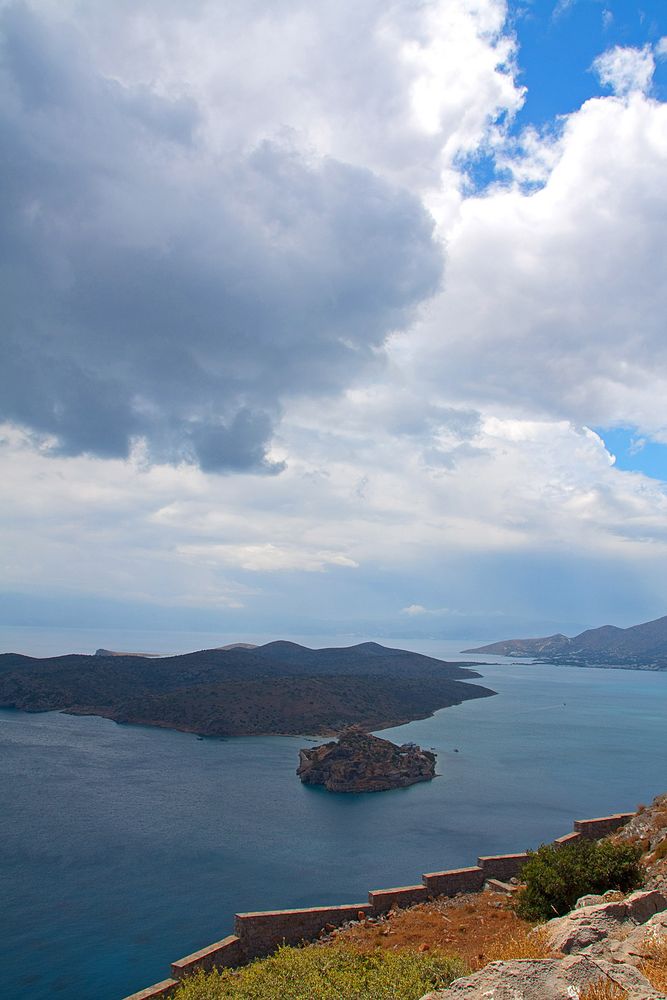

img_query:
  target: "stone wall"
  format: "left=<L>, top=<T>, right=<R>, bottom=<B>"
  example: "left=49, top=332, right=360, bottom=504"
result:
left=236, top=903, right=374, bottom=959
left=574, top=813, right=634, bottom=839
left=422, top=865, right=486, bottom=896
left=478, top=852, right=530, bottom=880
left=123, top=810, right=634, bottom=1000
left=170, top=935, right=245, bottom=978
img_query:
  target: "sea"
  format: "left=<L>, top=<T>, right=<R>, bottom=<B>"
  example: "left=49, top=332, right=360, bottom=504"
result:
left=1, top=628, right=666, bottom=1000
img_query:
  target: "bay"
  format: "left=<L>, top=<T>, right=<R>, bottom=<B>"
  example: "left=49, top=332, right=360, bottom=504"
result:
left=1, top=633, right=665, bottom=1000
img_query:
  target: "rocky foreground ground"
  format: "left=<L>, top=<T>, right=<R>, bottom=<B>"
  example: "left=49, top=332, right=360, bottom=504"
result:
left=422, top=793, right=667, bottom=1000
left=421, top=888, right=667, bottom=998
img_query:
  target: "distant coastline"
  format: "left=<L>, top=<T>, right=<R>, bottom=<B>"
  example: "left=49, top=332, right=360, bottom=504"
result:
left=464, top=612, right=667, bottom=672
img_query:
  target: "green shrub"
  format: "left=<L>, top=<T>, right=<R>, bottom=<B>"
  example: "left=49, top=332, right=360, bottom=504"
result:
left=514, top=839, right=643, bottom=921
left=171, top=941, right=468, bottom=1000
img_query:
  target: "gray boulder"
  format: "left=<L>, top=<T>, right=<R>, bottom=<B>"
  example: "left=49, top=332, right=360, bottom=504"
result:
left=608, top=908, right=667, bottom=966
left=575, top=893, right=606, bottom=909
left=575, top=889, right=624, bottom=909
left=420, top=955, right=666, bottom=1000
left=545, top=889, right=667, bottom=956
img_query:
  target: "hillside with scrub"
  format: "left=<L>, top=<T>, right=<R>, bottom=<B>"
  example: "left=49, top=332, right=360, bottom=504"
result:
left=0, top=642, right=493, bottom=736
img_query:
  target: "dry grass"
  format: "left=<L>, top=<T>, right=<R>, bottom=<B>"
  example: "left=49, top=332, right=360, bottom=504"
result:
left=578, top=980, right=627, bottom=1000
left=321, top=881, right=667, bottom=994
left=477, top=924, right=554, bottom=967
left=651, top=838, right=667, bottom=862
left=329, top=891, right=554, bottom=972
left=639, top=929, right=667, bottom=993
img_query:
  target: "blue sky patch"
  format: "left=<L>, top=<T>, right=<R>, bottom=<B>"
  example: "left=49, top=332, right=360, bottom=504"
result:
left=461, top=0, right=667, bottom=193
left=595, top=426, right=667, bottom=480
left=509, top=0, right=667, bottom=131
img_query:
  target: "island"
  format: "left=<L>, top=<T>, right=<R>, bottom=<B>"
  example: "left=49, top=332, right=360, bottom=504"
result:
left=464, top=612, right=667, bottom=670
left=297, top=725, right=436, bottom=792
left=0, top=640, right=494, bottom=737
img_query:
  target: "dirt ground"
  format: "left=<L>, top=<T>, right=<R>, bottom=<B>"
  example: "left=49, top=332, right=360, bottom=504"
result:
left=324, top=890, right=549, bottom=970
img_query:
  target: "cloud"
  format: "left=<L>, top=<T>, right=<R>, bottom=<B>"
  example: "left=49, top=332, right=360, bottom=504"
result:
left=177, top=543, right=358, bottom=573
left=592, top=44, right=655, bottom=96
left=0, top=2, right=448, bottom=472
left=4, top=406, right=667, bottom=631
left=0, top=0, right=526, bottom=473
left=401, top=604, right=462, bottom=616
left=63, top=0, right=522, bottom=189
left=403, top=85, right=667, bottom=439
left=552, top=0, right=576, bottom=20
left=3, top=1, right=667, bottom=634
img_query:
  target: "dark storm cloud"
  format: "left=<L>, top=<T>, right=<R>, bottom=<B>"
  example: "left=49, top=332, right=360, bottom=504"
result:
left=0, top=3, right=442, bottom=472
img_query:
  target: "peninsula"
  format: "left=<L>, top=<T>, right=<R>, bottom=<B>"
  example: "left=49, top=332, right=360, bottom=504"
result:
left=464, top=612, right=667, bottom=670
left=0, top=641, right=494, bottom=737
left=297, top=726, right=437, bottom=792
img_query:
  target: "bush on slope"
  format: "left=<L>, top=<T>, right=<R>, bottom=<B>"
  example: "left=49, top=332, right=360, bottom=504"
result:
left=514, top=839, right=643, bottom=921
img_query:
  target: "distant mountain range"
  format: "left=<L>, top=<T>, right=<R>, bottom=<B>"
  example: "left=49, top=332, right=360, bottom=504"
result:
left=464, top=614, right=667, bottom=670
left=0, top=641, right=495, bottom=736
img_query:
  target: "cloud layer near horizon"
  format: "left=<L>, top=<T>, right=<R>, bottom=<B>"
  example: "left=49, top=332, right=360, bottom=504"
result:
left=2, top=0, right=667, bottom=632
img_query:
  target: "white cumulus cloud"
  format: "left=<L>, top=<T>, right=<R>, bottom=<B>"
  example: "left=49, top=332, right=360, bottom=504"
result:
left=593, top=44, right=655, bottom=96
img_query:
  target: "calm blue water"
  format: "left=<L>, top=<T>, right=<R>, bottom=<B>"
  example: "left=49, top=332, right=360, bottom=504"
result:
left=1, top=633, right=666, bottom=1000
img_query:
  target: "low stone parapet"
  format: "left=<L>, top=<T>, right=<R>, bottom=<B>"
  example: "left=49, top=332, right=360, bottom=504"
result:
left=478, top=852, right=530, bottom=880
left=123, top=978, right=180, bottom=1000
left=171, top=935, right=245, bottom=979
left=554, top=831, right=583, bottom=847
left=574, top=813, right=634, bottom=839
left=369, top=884, right=429, bottom=912
left=422, top=866, right=485, bottom=896
left=235, top=902, right=372, bottom=958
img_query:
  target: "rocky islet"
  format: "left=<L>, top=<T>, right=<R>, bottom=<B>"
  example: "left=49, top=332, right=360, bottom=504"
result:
left=297, top=725, right=437, bottom=793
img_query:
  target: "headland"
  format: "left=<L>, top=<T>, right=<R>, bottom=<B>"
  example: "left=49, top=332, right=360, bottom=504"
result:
left=464, top=612, right=667, bottom=670
left=0, top=640, right=494, bottom=737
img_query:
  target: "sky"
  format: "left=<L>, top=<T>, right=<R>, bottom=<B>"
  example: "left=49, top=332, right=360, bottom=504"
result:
left=1, top=0, right=667, bottom=643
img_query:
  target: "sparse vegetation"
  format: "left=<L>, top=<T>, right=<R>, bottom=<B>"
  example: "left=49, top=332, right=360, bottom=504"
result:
left=578, top=980, right=628, bottom=1000
left=640, top=927, right=667, bottom=993
left=513, top=839, right=643, bottom=921
left=329, top=892, right=536, bottom=969
left=479, top=924, right=554, bottom=965
left=651, top=838, right=667, bottom=862
left=170, top=941, right=467, bottom=1000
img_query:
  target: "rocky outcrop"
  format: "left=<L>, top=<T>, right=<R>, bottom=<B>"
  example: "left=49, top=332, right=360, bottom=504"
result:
left=296, top=726, right=436, bottom=793
left=611, top=909, right=667, bottom=968
left=614, top=794, right=667, bottom=892
left=420, top=955, right=665, bottom=1000
left=544, top=889, right=667, bottom=960
left=421, top=885, right=667, bottom=1000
